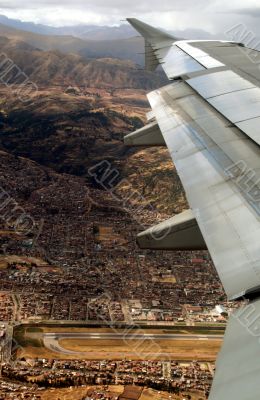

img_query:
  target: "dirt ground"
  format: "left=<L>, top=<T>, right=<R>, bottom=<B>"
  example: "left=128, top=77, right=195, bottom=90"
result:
left=0, top=255, right=49, bottom=269
left=140, top=388, right=205, bottom=400
left=15, top=325, right=223, bottom=361
left=59, top=338, right=221, bottom=361
left=39, top=386, right=206, bottom=400
left=40, top=385, right=124, bottom=400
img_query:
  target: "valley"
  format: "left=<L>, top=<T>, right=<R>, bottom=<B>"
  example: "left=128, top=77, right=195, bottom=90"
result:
left=0, top=19, right=226, bottom=400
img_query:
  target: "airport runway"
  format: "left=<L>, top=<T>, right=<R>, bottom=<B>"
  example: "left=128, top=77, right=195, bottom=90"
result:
left=43, top=332, right=223, bottom=356
left=44, top=332, right=223, bottom=340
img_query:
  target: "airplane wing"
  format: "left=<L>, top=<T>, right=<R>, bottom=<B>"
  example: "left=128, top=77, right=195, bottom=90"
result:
left=125, top=18, right=260, bottom=400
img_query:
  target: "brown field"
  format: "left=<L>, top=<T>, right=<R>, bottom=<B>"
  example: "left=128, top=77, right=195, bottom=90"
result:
left=17, top=341, right=221, bottom=362
left=15, top=325, right=223, bottom=361
left=0, top=230, right=23, bottom=238
left=97, top=226, right=128, bottom=245
left=0, top=255, right=49, bottom=268
left=140, top=388, right=205, bottom=400
left=40, top=386, right=124, bottom=400
left=152, top=277, right=177, bottom=284
left=0, top=255, right=61, bottom=274
left=17, top=346, right=65, bottom=360
left=35, top=386, right=205, bottom=400
left=38, top=386, right=206, bottom=400
left=59, top=338, right=221, bottom=361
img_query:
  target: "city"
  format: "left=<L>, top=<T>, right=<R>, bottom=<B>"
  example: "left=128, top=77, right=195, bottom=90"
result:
left=0, top=2, right=259, bottom=399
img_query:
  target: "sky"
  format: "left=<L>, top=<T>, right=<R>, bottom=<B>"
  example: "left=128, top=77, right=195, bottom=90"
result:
left=0, top=0, right=259, bottom=37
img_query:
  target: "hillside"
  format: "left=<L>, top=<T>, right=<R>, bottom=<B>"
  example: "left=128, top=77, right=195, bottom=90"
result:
left=0, top=23, right=86, bottom=53
left=0, top=27, right=186, bottom=254
left=0, top=23, right=145, bottom=64
left=0, top=87, right=187, bottom=264
left=0, top=82, right=186, bottom=216
left=0, top=36, right=166, bottom=89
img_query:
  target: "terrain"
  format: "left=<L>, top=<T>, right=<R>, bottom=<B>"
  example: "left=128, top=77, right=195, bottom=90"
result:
left=0, top=83, right=182, bottom=216
left=0, top=15, right=137, bottom=39
left=0, top=86, right=186, bottom=264
left=1, top=385, right=207, bottom=400
left=0, top=36, right=166, bottom=88
left=0, top=22, right=146, bottom=64
left=0, top=21, right=223, bottom=400
left=14, top=325, right=222, bottom=361
left=0, top=17, right=219, bottom=65
left=0, top=14, right=219, bottom=41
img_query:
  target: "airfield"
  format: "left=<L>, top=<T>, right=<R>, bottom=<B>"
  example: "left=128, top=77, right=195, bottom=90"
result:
left=39, top=386, right=204, bottom=400
left=14, top=325, right=223, bottom=361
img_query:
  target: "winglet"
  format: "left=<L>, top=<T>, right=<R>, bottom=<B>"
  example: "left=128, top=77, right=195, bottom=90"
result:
left=127, top=18, right=177, bottom=44
left=127, top=18, right=176, bottom=71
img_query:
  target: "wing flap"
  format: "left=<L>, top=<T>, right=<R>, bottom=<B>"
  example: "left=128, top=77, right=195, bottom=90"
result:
left=126, top=18, right=260, bottom=399
left=145, top=41, right=160, bottom=71
left=147, top=81, right=260, bottom=300
left=137, top=209, right=207, bottom=250
left=187, top=71, right=260, bottom=146
left=124, top=121, right=165, bottom=146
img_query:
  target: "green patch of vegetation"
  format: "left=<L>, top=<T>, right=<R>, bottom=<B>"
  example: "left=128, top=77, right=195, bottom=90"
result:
left=127, top=116, right=144, bottom=130
left=160, top=326, right=226, bottom=335
left=26, top=327, right=43, bottom=333
left=107, top=109, right=143, bottom=130
left=13, top=325, right=43, bottom=348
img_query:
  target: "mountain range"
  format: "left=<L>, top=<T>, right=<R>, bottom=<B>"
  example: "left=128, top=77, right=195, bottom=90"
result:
left=0, top=14, right=137, bottom=39
left=0, top=36, right=167, bottom=89
left=0, top=22, right=146, bottom=64
left=0, top=18, right=220, bottom=66
left=0, top=14, right=218, bottom=41
left=0, top=13, right=187, bottom=266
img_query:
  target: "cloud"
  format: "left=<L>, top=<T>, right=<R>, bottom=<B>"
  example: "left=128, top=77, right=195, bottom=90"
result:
left=0, top=0, right=210, bottom=12
left=229, top=7, right=260, bottom=18
left=0, top=1, right=212, bottom=28
left=0, top=0, right=259, bottom=39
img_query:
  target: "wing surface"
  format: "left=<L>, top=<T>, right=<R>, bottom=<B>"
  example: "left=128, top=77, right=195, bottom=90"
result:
left=125, top=18, right=260, bottom=400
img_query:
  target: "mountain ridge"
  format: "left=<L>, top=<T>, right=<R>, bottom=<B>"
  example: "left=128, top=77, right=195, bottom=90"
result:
left=0, top=14, right=218, bottom=41
left=0, top=22, right=146, bottom=64
left=0, top=36, right=166, bottom=89
left=0, top=18, right=219, bottom=65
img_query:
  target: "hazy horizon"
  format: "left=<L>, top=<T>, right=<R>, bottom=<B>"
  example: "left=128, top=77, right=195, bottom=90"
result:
left=0, top=0, right=258, bottom=39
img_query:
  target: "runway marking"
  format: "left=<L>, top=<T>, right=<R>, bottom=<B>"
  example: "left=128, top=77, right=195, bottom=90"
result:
left=41, top=331, right=223, bottom=357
